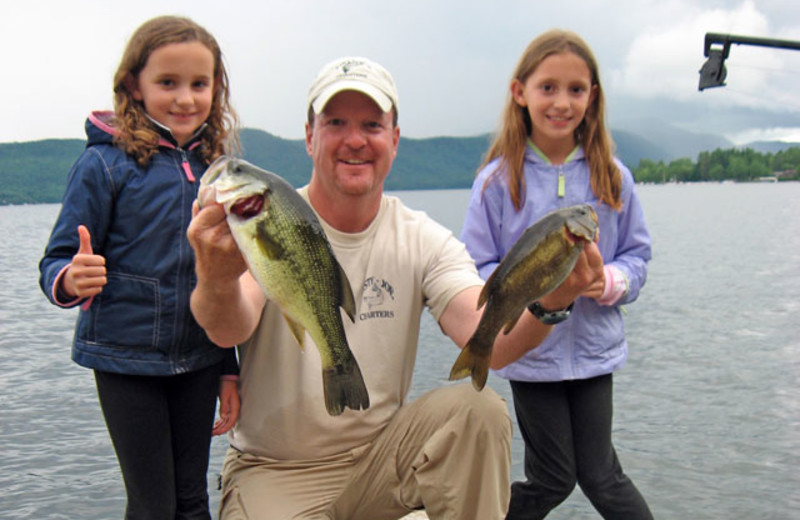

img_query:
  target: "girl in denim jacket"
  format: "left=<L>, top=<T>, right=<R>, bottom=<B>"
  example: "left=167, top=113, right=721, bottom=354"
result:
left=40, top=16, right=240, bottom=518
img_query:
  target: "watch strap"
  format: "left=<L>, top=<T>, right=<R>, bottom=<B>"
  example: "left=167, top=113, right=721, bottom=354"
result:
left=527, top=301, right=574, bottom=325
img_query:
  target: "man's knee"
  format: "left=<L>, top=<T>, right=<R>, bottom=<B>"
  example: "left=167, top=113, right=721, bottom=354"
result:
left=449, top=384, right=512, bottom=439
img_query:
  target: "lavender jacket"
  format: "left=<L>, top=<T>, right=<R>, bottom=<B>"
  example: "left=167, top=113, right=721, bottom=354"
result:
left=460, top=146, right=651, bottom=382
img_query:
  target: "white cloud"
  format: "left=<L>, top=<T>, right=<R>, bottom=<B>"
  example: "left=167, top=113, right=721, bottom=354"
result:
left=2, top=0, right=800, bottom=144
left=728, top=126, right=800, bottom=145
left=610, top=1, right=774, bottom=102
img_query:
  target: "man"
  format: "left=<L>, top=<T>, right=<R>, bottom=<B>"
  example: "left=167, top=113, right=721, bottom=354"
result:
left=188, top=56, right=602, bottom=520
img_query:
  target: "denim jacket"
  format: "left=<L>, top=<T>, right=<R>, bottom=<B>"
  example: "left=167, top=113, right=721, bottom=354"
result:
left=39, top=111, right=234, bottom=376
left=461, top=146, right=652, bottom=382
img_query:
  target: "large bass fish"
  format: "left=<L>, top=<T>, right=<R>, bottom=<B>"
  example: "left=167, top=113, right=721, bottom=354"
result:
left=450, top=204, right=599, bottom=390
left=200, top=157, right=369, bottom=415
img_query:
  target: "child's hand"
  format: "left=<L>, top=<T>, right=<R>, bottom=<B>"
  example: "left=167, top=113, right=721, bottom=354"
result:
left=62, top=225, right=107, bottom=299
left=212, top=378, right=240, bottom=436
left=580, top=229, right=606, bottom=300
left=580, top=259, right=606, bottom=299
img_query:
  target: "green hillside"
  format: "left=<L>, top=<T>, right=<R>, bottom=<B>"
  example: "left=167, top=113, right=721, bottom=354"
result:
left=0, top=139, right=87, bottom=205
left=0, top=129, right=490, bottom=205
left=1, top=128, right=798, bottom=205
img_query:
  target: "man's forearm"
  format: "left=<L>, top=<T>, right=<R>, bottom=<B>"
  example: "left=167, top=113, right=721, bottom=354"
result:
left=191, top=274, right=264, bottom=347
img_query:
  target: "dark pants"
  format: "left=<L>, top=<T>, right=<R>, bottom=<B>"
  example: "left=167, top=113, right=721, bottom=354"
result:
left=506, top=374, right=653, bottom=520
left=95, top=362, right=222, bottom=520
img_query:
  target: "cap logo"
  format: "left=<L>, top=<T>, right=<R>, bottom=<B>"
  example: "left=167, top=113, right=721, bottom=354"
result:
left=308, top=56, right=398, bottom=115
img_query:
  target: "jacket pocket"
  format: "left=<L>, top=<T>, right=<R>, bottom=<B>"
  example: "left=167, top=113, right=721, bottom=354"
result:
left=84, top=273, right=161, bottom=350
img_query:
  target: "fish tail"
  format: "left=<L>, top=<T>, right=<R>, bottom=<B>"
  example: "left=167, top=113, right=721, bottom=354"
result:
left=448, top=341, right=490, bottom=391
left=322, top=357, right=371, bottom=416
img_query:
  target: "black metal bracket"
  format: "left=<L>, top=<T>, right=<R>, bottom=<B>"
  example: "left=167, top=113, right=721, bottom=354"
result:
left=699, top=33, right=800, bottom=91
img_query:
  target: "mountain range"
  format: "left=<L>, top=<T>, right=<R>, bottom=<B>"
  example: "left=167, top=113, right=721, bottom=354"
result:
left=1, top=122, right=797, bottom=205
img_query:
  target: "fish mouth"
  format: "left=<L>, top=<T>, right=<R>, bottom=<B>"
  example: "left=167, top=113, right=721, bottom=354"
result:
left=564, top=227, right=588, bottom=245
left=229, top=194, right=265, bottom=219
left=563, top=206, right=599, bottom=243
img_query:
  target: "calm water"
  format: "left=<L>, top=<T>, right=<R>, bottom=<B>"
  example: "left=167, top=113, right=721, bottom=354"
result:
left=1, top=183, right=799, bottom=519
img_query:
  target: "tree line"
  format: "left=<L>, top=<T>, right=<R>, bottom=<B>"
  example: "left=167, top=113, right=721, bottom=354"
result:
left=632, top=146, right=800, bottom=183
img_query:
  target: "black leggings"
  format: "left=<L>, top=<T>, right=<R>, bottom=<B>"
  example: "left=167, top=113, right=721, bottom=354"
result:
left=506, top=374, right=653, bottom=520
left=94, top=362, right=222, bottom=520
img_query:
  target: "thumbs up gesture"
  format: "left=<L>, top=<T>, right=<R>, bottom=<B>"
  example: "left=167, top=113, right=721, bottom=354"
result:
left=62, top=225, right=107, bottom=299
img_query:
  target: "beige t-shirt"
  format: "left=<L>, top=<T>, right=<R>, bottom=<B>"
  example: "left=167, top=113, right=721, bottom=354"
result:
left=229, top=189, right=483, bottom=460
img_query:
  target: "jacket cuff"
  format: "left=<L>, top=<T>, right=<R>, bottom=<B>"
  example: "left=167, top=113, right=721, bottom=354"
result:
left=52, top=264, right=85, bottom=308
left=597, top=265, right=628, bottom=306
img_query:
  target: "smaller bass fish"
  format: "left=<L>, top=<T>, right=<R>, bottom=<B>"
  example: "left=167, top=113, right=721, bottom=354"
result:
left=200, top=157, right=369, bottom=415
left=450, top=204, right=599, bottom=390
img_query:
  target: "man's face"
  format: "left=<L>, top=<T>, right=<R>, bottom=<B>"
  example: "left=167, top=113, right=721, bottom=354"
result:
left=305, top=90, right=399, bottom=198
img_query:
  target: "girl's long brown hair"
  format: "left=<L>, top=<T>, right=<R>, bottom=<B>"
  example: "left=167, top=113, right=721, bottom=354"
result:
left=112, top=15, right=239, bottom=166
left=482, top=29, right=621, bottom=211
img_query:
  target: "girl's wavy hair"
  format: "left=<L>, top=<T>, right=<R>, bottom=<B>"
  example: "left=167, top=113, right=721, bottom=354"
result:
left=482, top=29, right=622, bottom=211
left=112, top=16, right=239, bottom=166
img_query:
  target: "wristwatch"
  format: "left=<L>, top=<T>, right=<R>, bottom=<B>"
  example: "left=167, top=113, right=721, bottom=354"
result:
left=527, top=301, right=574, bottom=325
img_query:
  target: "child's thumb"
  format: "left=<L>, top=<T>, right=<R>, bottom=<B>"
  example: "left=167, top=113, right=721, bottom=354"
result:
left=77, top=225, right=94, bottom=255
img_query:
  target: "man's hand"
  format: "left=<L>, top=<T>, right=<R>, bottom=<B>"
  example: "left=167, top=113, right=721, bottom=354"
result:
left=187, top=195, right=265, bottom=348
left=187, top=198, right=248, bottom=286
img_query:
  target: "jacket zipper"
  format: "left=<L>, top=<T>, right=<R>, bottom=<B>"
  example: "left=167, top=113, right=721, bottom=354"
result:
left=178, top=148, right=196, bottom=182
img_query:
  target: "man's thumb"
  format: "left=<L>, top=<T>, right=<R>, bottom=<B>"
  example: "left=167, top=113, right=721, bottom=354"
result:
left=77, top=225, right=93, bottom=255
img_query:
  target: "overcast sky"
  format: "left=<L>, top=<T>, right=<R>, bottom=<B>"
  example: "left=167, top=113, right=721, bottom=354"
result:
left=4, top=0, right=800, bottom=145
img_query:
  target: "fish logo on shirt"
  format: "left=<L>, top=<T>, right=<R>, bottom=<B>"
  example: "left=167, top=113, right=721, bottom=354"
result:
left=360, top=277, right=395, bottom=320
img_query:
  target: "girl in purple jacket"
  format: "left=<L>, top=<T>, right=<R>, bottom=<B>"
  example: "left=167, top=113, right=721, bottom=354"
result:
left=461, top=29, right=653, bottom=519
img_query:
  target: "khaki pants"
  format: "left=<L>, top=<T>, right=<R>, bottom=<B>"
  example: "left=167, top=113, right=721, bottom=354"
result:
left=219, top=383, right=512, bottom=520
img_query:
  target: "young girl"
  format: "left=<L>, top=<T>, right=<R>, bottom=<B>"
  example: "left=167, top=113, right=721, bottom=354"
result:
left=39, top=16, right=240, bottom=518
left=461, top=29, right=654, bottom=519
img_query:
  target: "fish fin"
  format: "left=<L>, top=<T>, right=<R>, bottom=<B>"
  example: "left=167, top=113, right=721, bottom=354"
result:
left=501, top=308, right=527, bottom=335
left=282, top=314, right=306, bottom=350
left=476, top=278, right=493, bottom=310
left=322, top=356, right=370, bottom=416
left=335, top=260, right=357, bottom=323
left=255, top=225, right=285, bottom=260
left=448, top=342, right=490, bottom=391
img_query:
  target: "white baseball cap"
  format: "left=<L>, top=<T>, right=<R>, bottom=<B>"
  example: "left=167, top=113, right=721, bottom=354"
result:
left=307, top=56, right=399, bottom=115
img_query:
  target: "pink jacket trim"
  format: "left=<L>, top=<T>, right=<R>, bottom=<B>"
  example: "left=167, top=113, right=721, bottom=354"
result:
left=52, top=263, right=89, bottom=308
left=597, top=265, right=628, bottom=306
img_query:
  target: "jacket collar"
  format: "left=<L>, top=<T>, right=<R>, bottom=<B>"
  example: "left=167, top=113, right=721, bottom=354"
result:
left=144, top=113, right=207, bottom=149
left=525, top=140, right=584, bottom=165
left=86, top=111, right=205, bottom=150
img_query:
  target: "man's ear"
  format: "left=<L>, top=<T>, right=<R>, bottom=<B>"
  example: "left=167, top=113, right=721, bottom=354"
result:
left=305, top=121, right=314, bottom=156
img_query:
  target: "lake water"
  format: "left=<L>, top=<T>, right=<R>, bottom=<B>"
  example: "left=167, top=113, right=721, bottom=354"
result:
left=1, top=183, right=799, bottom=519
